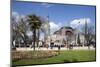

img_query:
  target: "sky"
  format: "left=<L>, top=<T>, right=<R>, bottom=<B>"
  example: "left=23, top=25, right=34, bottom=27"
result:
left=12, top=0, right=96, bottom=36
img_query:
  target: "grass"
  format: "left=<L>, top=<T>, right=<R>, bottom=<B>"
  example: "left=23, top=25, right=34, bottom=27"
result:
left=12, top=50, right=96, bottom=66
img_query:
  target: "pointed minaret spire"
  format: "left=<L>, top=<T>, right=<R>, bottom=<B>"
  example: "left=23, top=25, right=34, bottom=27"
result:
left=85, top=19, right=87, bottom=44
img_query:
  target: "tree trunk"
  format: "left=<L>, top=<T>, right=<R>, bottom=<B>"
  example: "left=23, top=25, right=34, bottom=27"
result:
left=24, top=34, right=27, bottom=47
left=22, top=33, right=27, bottom=47
left=37, top=29, right=40, bottom=48
left=33, top=29, right=36, bottom=50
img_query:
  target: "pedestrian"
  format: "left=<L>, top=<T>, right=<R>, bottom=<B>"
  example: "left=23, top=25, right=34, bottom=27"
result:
left=50, top=40, right=54, bottom=49
left=58, top=41, right=61, bottom=54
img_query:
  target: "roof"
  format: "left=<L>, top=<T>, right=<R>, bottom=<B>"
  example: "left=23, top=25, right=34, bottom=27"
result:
left=60, top=26, right=74, bottom=30
left=54, top=26, right=74, bottom=34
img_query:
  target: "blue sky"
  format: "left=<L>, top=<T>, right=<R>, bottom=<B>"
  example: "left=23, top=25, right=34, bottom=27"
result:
left=12, top=0, right=96, bottom=34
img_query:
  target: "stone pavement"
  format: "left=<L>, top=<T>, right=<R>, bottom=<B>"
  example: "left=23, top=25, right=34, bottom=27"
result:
left=16, top=46, right=95, bottom=51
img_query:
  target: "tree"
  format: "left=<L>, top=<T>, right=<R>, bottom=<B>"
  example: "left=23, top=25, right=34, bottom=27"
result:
left=18, top=18, right=28, bottom=47
left=77, top=33, right=81, bottom=46
left=40, top=16, right=50, bottom=48
left=12, top=15, right=21, bottom=47
left=86, top=26, right=95, bottom=47
left=82, top=21, right=95, bottom=48
left=36, top=29, right=40, bottom=48
left=12, top=14, right=30, bottom=48
left=27, top=14, right=42, bottom=50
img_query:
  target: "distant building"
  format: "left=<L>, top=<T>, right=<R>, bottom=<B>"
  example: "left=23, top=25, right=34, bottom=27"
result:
left=47, top=26, right=85, bottom=47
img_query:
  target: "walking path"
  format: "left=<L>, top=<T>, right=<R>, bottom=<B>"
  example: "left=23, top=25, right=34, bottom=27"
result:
left=16, top=46, right=95, bottom=51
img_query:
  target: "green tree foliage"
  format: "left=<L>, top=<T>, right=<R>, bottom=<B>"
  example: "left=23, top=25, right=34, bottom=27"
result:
left=27, top=14, right=42, bottom=50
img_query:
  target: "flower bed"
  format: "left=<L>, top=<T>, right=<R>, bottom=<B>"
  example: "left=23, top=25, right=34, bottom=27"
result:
left=12, top=50, right=59, bottom=62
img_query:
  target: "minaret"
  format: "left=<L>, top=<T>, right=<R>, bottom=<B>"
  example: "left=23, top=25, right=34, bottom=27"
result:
left=47, top=15, right=51, bottom=46
left=43, top=15, right=50, bottom=47
left=47, top=15, right=50, bottom=37
left=84, top=19, right=87, bottom=46
left=77, top=21, right=80, bottom=46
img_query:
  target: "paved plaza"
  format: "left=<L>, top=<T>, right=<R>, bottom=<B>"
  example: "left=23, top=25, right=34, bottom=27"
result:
left=16, top=46, right=95, bottom=51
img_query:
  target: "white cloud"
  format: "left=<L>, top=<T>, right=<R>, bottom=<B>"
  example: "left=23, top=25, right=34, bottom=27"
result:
left=26, top=31, right=33, bottom=37
left=41, top=2, right=53, bottom=7
left=50, top=21, right=62, bottom=34
left=12, top=12, right=21, bottom=23
left=50, top=22, right=59, bottom=29
left=12, top=12, right=28, bottom=23
left=40, top=33, right=44, bottom=40
left=12, top=12, right=18, bottom=17
left=70, top=18, right=91, bottom=28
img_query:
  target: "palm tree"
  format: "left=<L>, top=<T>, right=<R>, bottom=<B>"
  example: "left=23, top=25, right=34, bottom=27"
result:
left=36, top=29, right=40, bottom=48
left=28, top=14, right=42, bottom=50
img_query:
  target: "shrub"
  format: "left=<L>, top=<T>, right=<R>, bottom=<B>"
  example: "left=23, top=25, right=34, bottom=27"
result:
left=12, top=50, right=59, bottom=61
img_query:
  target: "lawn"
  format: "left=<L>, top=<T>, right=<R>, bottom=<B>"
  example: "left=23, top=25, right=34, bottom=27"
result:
left=12, top=50, right=96, bottom=66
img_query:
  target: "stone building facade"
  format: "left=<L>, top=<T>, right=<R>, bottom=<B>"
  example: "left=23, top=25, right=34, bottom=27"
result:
left=46, top=26, right=85, bottom=47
